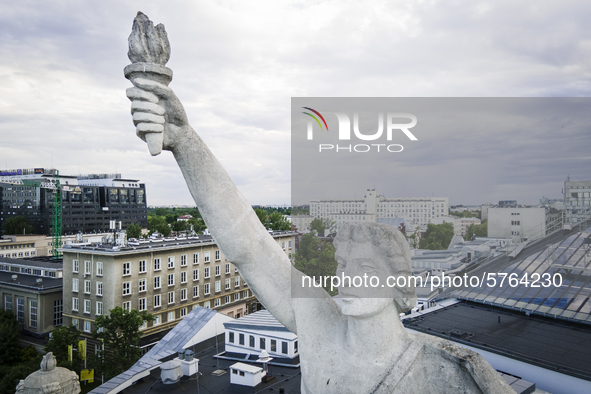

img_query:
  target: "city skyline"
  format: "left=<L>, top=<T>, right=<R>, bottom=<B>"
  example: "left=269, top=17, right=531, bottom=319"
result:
left=1, top=1, right=590, bottom=206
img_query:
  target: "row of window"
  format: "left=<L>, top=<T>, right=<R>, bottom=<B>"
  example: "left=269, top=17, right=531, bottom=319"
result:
left=72, top=251, right=224, bottom=276
left=0, top=243, right=35, bottom=250
left=140, top=289, right=249, bottom=310
left=72, top=298, right=103, bottom=315
left=146, top=306, right=192, bottom=328
left=0, top=265, right=55, bottom=277
left=3, top=295, right=40, bottom=329
left=0, top=251, right=36, bottom=258
left=143, top=263, right=234, bottom=276
left=227, top=331, right=296, bottom=355
left=72, top=289, right=250, bottom=317
left=73, top=279, right=103, bottom=295
left=71, top=318, right=92, bottom=333
left=73, top=272, right=242, bottom=297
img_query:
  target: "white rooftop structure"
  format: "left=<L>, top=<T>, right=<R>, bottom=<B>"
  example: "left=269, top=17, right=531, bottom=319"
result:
left=223, top=309, right=299, bottom=365
left=229, top=362, right=264, bottom=387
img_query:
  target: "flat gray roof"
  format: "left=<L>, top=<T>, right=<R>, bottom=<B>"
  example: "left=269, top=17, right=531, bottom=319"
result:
left=61, top=231, right=296, bottom=256
left=0, top=271, right=62, bottom=290
left=0, top=256, right=63, bottom=269
left=404, top=301, right=591, bottom=382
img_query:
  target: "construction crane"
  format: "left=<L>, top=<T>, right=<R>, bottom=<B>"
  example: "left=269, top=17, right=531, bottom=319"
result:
left=51, top=171, right=62, bottom=259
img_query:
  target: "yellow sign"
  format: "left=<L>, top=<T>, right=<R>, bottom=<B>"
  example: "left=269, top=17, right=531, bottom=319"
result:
left=68, top=345, right=72, bottom=362
left=81, top=369, right=94, bottom=383
left=78, top=340, right=86, bottom=361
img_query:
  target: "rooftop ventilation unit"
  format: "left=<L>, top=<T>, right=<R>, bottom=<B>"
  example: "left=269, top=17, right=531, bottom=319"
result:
left=176, top=349, right=198, bottom=377
left=160, top=360, right=182, bottom=384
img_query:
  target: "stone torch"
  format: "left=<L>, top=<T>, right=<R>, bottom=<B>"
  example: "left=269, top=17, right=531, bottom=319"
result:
left=124, top=12, right=172, bottom=156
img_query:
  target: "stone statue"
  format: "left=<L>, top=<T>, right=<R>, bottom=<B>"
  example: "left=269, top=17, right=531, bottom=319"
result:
left=124, top=12, right=514, bottom=393
left=16, top=353, right=81, bottom=394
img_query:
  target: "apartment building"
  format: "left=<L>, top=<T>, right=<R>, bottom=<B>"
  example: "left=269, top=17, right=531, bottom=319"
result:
left=0, top=257, right=63, bottom=337
left=60, top=231, right=296, bottom=352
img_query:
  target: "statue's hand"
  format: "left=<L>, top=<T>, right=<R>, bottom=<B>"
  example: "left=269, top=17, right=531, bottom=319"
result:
left=126, top=78, right=190, bottom=153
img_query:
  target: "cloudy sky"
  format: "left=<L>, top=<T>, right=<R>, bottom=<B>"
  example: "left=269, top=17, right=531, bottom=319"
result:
left=1, top=1, right=590, bottom=206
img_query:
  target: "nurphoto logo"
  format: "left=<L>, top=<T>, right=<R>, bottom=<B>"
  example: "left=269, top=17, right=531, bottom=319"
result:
left=302, top=107, right=418, bottom=153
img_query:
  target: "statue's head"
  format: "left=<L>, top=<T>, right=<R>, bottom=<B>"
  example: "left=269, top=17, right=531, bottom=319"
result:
left=334, top=222, right=417, bottom=317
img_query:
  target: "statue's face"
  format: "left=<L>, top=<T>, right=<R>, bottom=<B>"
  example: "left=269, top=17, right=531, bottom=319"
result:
left=334, top=240, right=404, bottom=317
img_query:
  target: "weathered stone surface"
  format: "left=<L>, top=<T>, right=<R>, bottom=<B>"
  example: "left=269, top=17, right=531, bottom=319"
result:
left=16, top=353, right=80, bottom=394
left=125, top=13, right=173, bottom=156
left=127, top=12, right=170, bottom=65
left=124, top=13, right=515, bottom=393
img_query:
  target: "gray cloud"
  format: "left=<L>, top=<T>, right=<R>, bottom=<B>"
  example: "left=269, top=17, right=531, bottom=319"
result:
left=1, top=1, right=590, bottom=206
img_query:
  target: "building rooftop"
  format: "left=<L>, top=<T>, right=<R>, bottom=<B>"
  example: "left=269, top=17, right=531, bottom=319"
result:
left=230, top=362, right=263, bottom=374
left=0, top=271, right=62, bottom=290
left=224, top=309, right=291, bottom=333
left=121, top=344, right=302, bottom=394
left=90, top=306, right=301, bottom=394
left=403, top=300, right=591, bottom=382
left=61, top=231, right=296, bottom=256
left=0, top=256, right=63, bottom=269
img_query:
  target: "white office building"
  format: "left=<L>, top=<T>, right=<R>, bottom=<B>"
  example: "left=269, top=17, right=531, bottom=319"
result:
left=310, top=189, right=448, bottom=229
left=487, top=206, right=546, bottom=242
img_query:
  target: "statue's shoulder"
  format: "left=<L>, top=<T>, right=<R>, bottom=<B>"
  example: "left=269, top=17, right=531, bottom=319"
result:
left=407, top=333, right=515, bottom=393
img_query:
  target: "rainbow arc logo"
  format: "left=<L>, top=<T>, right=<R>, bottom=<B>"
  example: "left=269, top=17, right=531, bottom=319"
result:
left=302, top=107, right=329, bottom=131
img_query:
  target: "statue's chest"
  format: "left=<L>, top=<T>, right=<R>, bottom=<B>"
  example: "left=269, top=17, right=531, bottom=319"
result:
left=299, top=350, right=390, bottom=394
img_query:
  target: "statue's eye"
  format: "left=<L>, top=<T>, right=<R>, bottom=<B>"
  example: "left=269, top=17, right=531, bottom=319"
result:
left=361, top=264, right=376, bottom=272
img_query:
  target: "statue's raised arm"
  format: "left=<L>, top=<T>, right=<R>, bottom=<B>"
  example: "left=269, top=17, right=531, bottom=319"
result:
left=124, top=12, right=332, bottom=334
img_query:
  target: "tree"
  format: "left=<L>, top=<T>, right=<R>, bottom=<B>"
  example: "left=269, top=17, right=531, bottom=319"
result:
left=0, top=309, right=19, bottom=366
left=310, top=218, right=335, bottom=236
left=309, top=218, right=325, bottom=235
left=2, top=216, right=35, bottom=235
left=92, top=307, right=153, bottom=380
left=45, top=325, right=82, bottom=368
left=291, top=206, right=310, bottom=215
left=254, top=208, right=268, bottom=228
left=294, top=234, right=338, bottom=295
left=267, top=212, right=291, bottom=231
left=0, top=310, right=42, bottom=394
left=0, top=357, right=41, bottom=394
left=408, top=226, right=422, bottom=249
left=449, top=210, right=479, bottom=218
left=126, top=223, right=142, bottom=239
left=464, top=220, right=488, bottom=241
left=419, top=223, right=455, bottom=250
left=172, top=220, right=189, bottom=232
left=188, top=218, right=207, bottom=233
left=147, top=215, right=171, bottom=237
